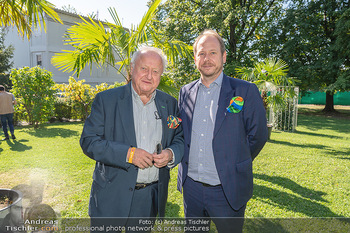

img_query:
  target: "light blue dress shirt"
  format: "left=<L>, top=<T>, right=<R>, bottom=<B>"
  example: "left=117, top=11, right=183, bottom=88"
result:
left=188, top=72, right=223, bottom=185
left=131, top=85, right=162, bottom=183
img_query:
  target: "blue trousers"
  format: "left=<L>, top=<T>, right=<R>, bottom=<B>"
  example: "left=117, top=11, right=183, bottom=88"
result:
left=1, top=113, right=15, bottom=138
left=183, top=176, right=246, bottom=233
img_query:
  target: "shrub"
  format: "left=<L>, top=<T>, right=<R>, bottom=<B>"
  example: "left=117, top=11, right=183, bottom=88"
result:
left=55, top=77, right=125, bottom=121
left=10, top=66, right=55, bottom=128
left=53, top=98, right=72, bottom=121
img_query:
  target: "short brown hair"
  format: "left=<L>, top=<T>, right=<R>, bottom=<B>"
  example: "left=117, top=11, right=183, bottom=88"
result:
left=193, top=29, right=226, bottom=55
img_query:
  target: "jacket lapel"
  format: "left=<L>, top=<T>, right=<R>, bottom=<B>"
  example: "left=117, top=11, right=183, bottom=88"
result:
left=185, top=81, right=200, bottom=142
left=118, top=83, right=137, bottom=146
left=214, top=74, right=234, bottom=137
left=155, top=92, right=168, bottom=147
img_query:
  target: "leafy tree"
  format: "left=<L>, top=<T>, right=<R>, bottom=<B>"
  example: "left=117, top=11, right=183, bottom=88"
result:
left=260, top=0, right=350, bottom=112
left=154, top=0, right=285, bottom=82
left=0, top=0, right=62, bottom=39
left=10, top=66, right=56, bottom=128
left=51, top=0, right=192, bottom=96
left=0, top=28, right=14, bottom=90
left=333, top=7, right=350, bottom=91
left=0, top=29, right=14, bottom=73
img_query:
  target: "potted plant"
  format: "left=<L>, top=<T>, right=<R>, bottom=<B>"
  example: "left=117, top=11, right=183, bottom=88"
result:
left=235, top=58, right=296, bottom=139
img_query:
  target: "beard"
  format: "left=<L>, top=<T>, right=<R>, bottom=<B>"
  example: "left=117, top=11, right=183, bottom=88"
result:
left=198, top=61, right=223, bottom=80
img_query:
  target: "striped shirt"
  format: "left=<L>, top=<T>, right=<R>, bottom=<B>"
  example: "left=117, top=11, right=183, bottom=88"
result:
left=131, top=84, right=162, bottom=183
left=188, top=72, right=223, bottom=185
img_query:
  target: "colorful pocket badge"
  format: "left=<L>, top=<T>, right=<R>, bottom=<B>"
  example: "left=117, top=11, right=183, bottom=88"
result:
left=167, top=115, right=182, bottom=129
left=227, top=96, right=244, bottom=113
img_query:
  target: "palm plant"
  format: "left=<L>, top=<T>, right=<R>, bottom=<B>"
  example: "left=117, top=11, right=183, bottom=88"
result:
left=0, top=0, right=62, bottom=39
left=51, top=0, right=192, bottom=95
left=235, top=58, right=296, bottom=111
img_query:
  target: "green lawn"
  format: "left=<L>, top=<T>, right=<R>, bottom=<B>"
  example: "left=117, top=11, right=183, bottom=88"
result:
left=0, top=105, right=349, bottom=223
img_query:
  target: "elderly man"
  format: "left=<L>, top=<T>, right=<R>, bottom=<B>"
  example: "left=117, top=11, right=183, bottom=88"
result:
left=80, top=46, right=184, bottom=232
left=177, top=30, right=268, bottom=232
left=0, top=85, right=17, bottom=140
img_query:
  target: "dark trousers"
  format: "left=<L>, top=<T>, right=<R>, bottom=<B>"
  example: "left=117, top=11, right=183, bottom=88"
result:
left=183, top=176, right=246, bottom=233
left=1, top=113, right=15, bottom=138
left=91, top=182, right=158, bottom=233
left=125, top=182, right=158, bottom=232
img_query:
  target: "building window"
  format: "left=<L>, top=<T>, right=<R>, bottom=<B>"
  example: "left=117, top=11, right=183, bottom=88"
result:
left=36, top=54, right=42, bottom=66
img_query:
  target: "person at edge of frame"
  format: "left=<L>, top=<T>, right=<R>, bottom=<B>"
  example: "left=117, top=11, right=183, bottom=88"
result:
left=0, top=84, right=17, bottom=140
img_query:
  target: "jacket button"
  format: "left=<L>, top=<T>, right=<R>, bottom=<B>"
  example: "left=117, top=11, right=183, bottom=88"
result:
left=185, top=162, right=188, bottom=165
left=187, top=144, right=190, bottom=148
left=129, top=188, right=133, bottom=191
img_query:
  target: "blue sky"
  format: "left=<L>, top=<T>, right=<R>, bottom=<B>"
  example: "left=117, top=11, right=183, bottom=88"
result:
left=49, top=0, right=149, bottom=27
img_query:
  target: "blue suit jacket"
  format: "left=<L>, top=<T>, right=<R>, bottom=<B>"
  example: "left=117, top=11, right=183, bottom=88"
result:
left=80, top=83, right=184, bottom=221
left=177, top=74, right=268, bottom=210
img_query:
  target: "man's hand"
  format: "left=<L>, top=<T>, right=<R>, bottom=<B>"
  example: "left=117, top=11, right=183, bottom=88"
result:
left=128, top=148, right=154, bottom=169
left=153, top=149, right=173, bottom=168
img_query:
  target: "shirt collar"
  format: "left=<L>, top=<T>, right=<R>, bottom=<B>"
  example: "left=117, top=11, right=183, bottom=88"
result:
left=199, top=72, right=224, bottom=88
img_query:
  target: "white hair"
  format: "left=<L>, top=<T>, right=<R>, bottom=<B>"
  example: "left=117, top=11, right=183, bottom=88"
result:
left=131, top=46, right=168, bottom=73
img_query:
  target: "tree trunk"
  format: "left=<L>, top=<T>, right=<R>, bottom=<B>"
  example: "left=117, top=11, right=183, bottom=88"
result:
left=322, top=91, right=335, bottom=112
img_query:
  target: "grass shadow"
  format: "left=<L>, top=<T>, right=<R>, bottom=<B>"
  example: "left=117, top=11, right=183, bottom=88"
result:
left=5, top=139, right=32, bottom=152
left=321, top=147, right=350, bottom=160
left=244, top=218, right=350, bottom=233
left=294, top=130, right=345, bottom=140
left=253, top=174, right=340, bottom=217
left=254, top=174, right=327, bottom=202
left=337, top=157, right=350, bottom=161
left=24, top=127, right=80, bottom=138
left=253, top=184, right=340, bottom=217
left=268, top=139, right=329, bottom=150
left=244, top=218, right=288, bottom=233
left=297, top=114, right=350, bottom=134
left=298, top=106, right=350, bottom=119
left=165, top=202, right=181, bottom=217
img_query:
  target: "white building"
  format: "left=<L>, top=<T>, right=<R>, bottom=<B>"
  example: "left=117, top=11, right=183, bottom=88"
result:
left=4, top=9, right=125, bottom=85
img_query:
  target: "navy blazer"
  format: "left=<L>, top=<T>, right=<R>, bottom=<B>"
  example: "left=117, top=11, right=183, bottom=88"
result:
left=177, top=74, right=268, bottom=210
left=80, top=83, right=184, bottom=221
